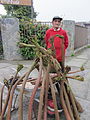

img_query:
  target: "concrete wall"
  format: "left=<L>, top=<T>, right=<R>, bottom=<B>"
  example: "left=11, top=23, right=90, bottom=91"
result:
left=63, top=20, right=75, bottom=56
left=87, top=28, right=90, bottom=44
left=84, top=24, right=90, bottom=44
left=74, top=25, right=88, bottom=49
left=1, top=18, right=22, bottom=60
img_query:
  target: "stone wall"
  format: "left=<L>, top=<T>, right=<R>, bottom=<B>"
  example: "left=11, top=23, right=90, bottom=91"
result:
left=84, top=24, right=90, bottom=44
left=87, top=28, right=90, bottom=44
left=75, top=25, right=88, bottom=49
left=63, top=20, right=75, bottom=56
left=1, top=18, right=22, bottom=60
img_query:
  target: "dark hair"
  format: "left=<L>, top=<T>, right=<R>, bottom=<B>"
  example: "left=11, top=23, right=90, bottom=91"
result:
left=52, top=16, right=63, bottom=21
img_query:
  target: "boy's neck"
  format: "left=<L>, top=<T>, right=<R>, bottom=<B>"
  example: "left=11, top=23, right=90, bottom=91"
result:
left=53, top=27, right=60, bottom=31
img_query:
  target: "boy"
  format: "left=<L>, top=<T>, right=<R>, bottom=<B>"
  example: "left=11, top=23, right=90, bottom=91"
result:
left=44, top=16, right=69, bottom=117
left=45, top=16, right=69, bottom=72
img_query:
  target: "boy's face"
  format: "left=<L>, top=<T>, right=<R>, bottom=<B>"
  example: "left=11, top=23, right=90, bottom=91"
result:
left=52, top=19, right=61, bottom=29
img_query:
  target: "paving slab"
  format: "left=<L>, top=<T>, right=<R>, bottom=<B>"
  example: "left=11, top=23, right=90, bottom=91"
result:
left=84, top=61, right=90, bottom=69
left=0, top=63, right=13, bottom=68
left=87, top=90, right=90, bottom=101
left=77, top=97, right=90, bottom=120
left=76, top=54, right=88, bottom=60
left=66, top=58, right=87, bottom=67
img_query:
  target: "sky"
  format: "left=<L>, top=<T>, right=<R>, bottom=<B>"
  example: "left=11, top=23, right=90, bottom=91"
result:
left=0, top=0, right=90, bottom=22
left=0, top=4, right=6, bottom=15
left=33, top=0, right=90, bottom=22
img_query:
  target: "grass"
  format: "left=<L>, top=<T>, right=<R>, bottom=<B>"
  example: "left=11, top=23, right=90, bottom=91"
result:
left=71, top=53, right=75, bottom=57
left=87, top=45, right=90, bottom=48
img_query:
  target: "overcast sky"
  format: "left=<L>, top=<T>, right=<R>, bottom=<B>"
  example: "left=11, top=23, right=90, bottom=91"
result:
left=33, top=0, right=90, bottom=22
left=0, top=0, right=90, bottom=22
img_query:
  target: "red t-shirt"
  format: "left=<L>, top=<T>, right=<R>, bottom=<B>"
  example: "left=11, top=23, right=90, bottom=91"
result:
left=44, top=28, right=69, bottom=62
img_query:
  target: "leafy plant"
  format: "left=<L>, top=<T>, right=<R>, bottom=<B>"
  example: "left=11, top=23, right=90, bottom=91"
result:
left=3, top=5, right=37, bottom=19
left=19, top=19, right=50, bottom=59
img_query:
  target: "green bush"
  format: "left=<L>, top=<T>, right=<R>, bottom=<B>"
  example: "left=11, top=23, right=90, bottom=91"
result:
left=19, top=19, right=50, bottom=59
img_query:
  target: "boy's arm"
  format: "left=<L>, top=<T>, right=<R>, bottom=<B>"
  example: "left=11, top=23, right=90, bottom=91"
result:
left=64, top=31, right=69, bottom=49
left=44, top=32, right=49, bottom=48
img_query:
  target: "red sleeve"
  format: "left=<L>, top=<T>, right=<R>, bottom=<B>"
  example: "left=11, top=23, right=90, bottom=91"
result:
left=44, top=31, right=49, bottom=47
left=64, top=31, right=69, bottom=49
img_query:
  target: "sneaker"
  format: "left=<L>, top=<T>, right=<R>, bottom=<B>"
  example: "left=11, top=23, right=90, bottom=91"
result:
left=47, top=99, right=63, bottom=118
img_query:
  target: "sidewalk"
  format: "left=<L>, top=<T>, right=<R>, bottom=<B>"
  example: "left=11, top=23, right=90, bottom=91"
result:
left=66, top=48, right=90, bottom=120
left=0, top=47, right=90, bottom=120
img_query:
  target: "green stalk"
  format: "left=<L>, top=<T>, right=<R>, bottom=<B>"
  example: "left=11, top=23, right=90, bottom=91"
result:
left=28, top=58, right=43, bottom=120
left=71, top=90, right=83, bottom=113
left=18, top=60, right=39, bottom=120
left=0, top=85, right=5, bottom=116
left=69, top=91, right=80, bottom=120
left=43, top=65, right=50, bottom=120
left=60, top=82, right=71, bottom=120
left=49, top=76, right=60, bottom=120
left=37, top=68, right=46, bottom=120
left=63, top=86, right=74, bottom=120
left=6, top=73, right=26, bottom=120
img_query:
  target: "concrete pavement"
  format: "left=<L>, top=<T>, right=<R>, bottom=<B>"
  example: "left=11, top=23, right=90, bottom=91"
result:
left=0, top=47, right=90, bottom=120
left=66, top=47, right=90, bottom=120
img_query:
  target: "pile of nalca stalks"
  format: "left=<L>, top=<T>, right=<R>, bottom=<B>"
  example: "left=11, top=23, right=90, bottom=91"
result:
left=0, top=35, right=84, bottom=120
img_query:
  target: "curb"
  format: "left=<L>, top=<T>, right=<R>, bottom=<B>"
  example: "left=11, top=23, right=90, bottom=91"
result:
left=74, top=44, right=90, bottom=54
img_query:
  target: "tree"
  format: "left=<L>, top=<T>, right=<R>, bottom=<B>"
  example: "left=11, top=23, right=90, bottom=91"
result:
left=3, top=5, right=37, bottom=19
